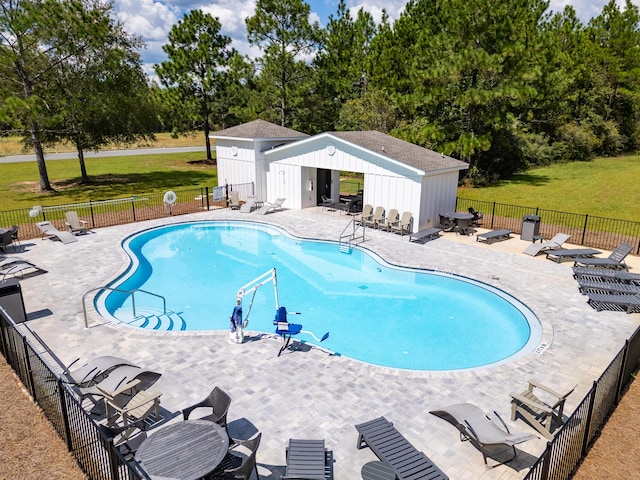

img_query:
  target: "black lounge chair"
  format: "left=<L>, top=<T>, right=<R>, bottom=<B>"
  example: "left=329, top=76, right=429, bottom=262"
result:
left=283, top=438, right=332, bottom=480
left=573, top=242, right=633, bottom=270
left=586, top=292, right=640, bottom=313
left=476, top=229, right=512, bottom=244
left=545, top=248, right=601, bottom=263
left=430, top=403, right=537, bottom=466
left=355, top=416, right=448, bottom=480
left=577, top=279, right=640, bottom=295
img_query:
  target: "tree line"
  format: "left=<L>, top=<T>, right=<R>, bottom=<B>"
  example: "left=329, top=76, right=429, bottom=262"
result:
left=2, top=0, right=639, bottom=192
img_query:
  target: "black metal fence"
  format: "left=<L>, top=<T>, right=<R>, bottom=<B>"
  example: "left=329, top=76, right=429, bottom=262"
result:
left=456, top=198, right=640, bottom=255
left=0, top=182, right=255, bottom=242
left=0, top=307, right=145, bottom=480
left=523, top=325, right=640, bottom=480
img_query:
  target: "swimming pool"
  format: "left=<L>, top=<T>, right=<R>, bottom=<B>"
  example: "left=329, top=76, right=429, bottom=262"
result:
left=97, top=221, right=541, bottom=370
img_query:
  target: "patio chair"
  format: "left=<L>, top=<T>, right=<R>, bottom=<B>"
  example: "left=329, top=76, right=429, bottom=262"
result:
left=377, top=208, right=398, bottom=231
left=389, top=211, right=413, bottom=236
left=355, top=416, right=449, bottom=480
left=98, top=418, right=148, bottom=462
left=586, top=292, right=640, bottom=314
left=438, top=214, right=455, bottom=231
left=523, top=233, right=571, bottom=256
left=283, top=438, right=332, bottom=480
left=321, top=195, right=336, bottom=211
left=65, top=211, right=89, bottom=235
left=573, top=242, right=633, bottom=270
left=467, top=207, right=484, bottom=226
left=208, top=432, right=261, bottom=480
left=430, top=403, right=538, bottom=466
left=240, top=195, right=257, bottom=213
left=364, top=206, right=385, bottom=229
left=60, top=355, right=137, bottom=387
left=510, top=380, right=576, bottom=440
left=0, top=230, right=13, bottom=252
left=354, top=204, right=373, bottom=225
left=9, top=225, right=20, bottom=247
left=36, top=221, right=78, bottom=244
left=182, top=386, right=231, bottom=434
left=228, top=190, right=241, bottom=210
left=256, top=198, right=286, bottom=215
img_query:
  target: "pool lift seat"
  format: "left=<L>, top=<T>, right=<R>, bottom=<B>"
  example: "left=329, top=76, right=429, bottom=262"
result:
left=274, top=306, right=329, bottom=357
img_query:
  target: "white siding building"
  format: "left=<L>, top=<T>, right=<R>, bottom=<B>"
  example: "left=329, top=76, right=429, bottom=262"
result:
left=212, top=120, right=468, bottom=232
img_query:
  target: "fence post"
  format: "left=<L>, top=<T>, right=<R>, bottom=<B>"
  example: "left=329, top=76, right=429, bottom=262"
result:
left=581, top=381, right=598, bottom=457
left=131, top=198, right=137, bottom=222
left=21, top=336, right=36, bottom=399
left=58, top=380, right=73, bottom=451
left=490, top=202, right=496, bottom=229
left=581, top=214, right=588, bottom=245
left=205, top=187, right=210, bottom=211
left=89, top=200, right=95, bottom=228
left=540, top=441, right=552, bottom=480
left=615, top=340, right=630, bottom=405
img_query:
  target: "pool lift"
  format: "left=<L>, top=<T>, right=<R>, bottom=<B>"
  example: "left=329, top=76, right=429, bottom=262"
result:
left=232, top=268, right=329, bottom=355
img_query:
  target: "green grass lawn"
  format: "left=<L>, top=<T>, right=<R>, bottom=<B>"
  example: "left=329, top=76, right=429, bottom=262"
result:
left=0, top=152, right=216, bottom=210
left=458, top=155, right=640, bottom=222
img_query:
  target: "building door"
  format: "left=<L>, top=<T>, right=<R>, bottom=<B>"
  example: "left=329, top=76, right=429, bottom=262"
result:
left=316, top=168, right=332, bottom=205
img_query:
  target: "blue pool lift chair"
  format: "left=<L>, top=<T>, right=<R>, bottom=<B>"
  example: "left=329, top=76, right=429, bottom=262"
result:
left=274, top=306, right=303, bottom=357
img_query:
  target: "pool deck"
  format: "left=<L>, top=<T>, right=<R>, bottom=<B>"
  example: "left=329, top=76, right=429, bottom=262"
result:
left=12, top=207, right=640, bottom=479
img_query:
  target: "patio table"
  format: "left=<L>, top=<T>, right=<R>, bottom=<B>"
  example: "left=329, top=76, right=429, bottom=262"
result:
left=135, top=419, right=229, bottom=480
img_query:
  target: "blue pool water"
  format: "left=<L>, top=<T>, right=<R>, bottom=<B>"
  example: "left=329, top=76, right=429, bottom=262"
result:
left=97, top=221, right=541, bottom=370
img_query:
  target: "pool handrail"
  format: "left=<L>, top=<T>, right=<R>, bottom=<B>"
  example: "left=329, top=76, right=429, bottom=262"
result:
left=83, top=286, right=167, bottom=329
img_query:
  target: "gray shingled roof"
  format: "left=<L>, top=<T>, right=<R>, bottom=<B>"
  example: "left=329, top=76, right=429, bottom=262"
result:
left=211, top=119, right=309, bottom=140
left=329, top=131, right=468, bottom=172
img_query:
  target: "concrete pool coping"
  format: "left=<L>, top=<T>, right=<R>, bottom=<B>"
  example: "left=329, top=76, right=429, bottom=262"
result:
left=13, top=207, right=640, bottom=479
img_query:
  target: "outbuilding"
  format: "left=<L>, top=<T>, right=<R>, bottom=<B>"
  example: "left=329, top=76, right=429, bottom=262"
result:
left=212, top=119, right=468, bottom=232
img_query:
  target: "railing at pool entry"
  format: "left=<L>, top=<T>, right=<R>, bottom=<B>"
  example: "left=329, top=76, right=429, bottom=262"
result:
left=83, top=286, right=167, bottom=329
left=339, top=218, right=366, bottom=253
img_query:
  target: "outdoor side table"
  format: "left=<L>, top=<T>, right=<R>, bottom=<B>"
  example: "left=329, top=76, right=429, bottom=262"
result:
left=135, top=419, right=229, bottom=480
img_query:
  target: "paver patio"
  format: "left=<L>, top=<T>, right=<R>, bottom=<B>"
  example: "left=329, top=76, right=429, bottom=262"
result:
left=12, top=207, right=640, bottom=479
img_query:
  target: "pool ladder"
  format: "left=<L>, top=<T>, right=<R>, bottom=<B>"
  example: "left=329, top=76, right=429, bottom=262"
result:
left=82, top=286, right=167, bottom=329
left=339, top=219, right=365, bottom=253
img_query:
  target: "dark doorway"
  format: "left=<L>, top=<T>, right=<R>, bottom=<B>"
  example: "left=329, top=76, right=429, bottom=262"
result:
left=316, top=168, right=332, bottom=205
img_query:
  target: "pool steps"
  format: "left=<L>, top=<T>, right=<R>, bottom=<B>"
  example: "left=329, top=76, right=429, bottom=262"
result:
left=112, top=306, right=187, bottom=331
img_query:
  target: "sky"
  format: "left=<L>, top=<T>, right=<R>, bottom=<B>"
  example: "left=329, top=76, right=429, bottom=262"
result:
left=111, top=0, right=640, bottom=79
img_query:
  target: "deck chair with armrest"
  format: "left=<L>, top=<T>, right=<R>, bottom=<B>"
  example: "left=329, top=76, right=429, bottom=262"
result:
left=36, top=221, right=78, bottom=244
left=364, top=206, right=385, bottom=229
left=65, top=211, right=89, bottom=235
left=61, top=355, right=137, bottom=387
left=98, top=417, right=149, bottom=462
left=354, top=204, right=373, bottom=226
left=240, top=195, right=257, bottom=213
left=208, top=432, right=261, bottom=480
left=182, top=385, right=232, bottom=434
left=467, top=207, right=484, bottom=226
left=389, top=211, right=413, bottom=236
left=256, top=198, right=286, bottom=215
left=510, top=380, right=576, bottom=440
left=573, top=242, right=633, bottom=270
left=430, top=403, right=538, bottom=467
left=376, top=208, right=398, bottom=232
left=523, top=233, right=571, bottom=256
left=228, top=190, right=241, bottom=210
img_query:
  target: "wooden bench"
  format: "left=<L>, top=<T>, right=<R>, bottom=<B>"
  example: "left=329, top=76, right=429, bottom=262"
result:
left=355, top=417, right=448, bottom=480
left=409, top=228, right=442, bottom=244
left=476, top=229, right=513, bottom=244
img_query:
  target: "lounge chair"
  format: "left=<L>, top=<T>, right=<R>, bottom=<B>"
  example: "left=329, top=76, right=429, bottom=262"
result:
left=523, top=233, right=571, bottom=256
left=36, top=221, right=78, bottom=244
left=354, top=204, right=373, bottom=225
left=377, top=208, right=398, bottom=231
left=510, top=380, right=576, bottom=440
left=0, top=258, right=47, bottom=279
left=430, top=403, right=538, bottom=466
left=60, top=355, right=137, bottom=387
left=240, top=195, right=257, bottom=213
left=77, top=365, right=161, bottom=403
left=228, top=190, right=241, bottom=210
left=544, top=248, right=601, bottom=263
left=573, top=242, right=633, bottom=270
left=364, top=206, right=385, bottom=229
left=182, top=386, right=231, bottom=434
left=476, top=229, right=513, bottom=244
left=409, top=227, right=442, bottom=243
left=389, top=211, right=413, bottom=236
left=321, top=195, right=336, bottom=211
left=355, top=416, right=449, bottom=480
left=577, top=279, right=640, bottom=295
left=283, top=438, right=331, bottom=480
left=256, top=197, right=286, bottom=215
left=586, top=292, right=640, bottom=313
left=573, top=266, right=640, bottom=284
left=65, top=211, right=89, bottom=235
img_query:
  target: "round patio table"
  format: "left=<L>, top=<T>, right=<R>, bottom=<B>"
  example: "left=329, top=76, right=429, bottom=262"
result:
left=135, top=419, right=229, bottom=480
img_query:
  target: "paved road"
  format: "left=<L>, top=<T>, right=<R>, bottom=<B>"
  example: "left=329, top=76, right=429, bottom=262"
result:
left=0, top=146, right=207, bottom=163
